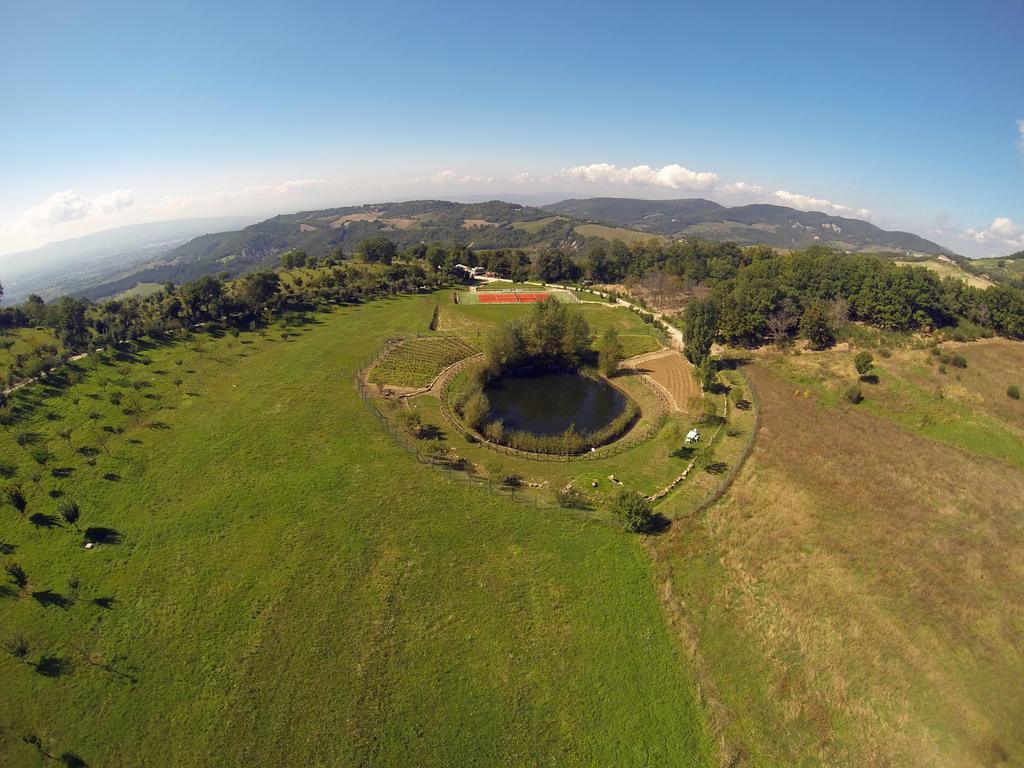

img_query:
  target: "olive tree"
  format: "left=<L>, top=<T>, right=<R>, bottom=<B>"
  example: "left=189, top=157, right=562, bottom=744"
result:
left=58, top=499, right=81, bottom=531
left=3, top=484, right=27, bottom=517
left=5, top=561, right=28, bottom=592
left=610, top=489, right=655, bottom=533
left=854, top=351, right=874, bottom=377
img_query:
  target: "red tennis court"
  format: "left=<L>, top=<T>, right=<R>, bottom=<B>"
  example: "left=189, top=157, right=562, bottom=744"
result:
left=477, top=292, right=551, bottom=304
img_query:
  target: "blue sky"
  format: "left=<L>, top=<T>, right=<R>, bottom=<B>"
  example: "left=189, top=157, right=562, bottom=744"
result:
left=0, top=0, right=1021, bottom=257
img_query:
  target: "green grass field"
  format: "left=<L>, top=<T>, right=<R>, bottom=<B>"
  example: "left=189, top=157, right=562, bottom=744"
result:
left=510, top=216, right=566, bottom=233
left=0, top=292, right=714, bottom=766
left=438, top=301, right=666, bottom=340
left=109, top=282, right=165, bottom=301
left=0, top=326, right=59, bottom=382
left=574, top=224, right=660, bottom=244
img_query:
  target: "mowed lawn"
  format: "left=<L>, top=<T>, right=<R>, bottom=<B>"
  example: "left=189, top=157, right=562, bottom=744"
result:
left=438, top=301, right=666, bottom=347
left=653, top=353, right=1024, bottom=767
left=0, top=293, right=714, bottom=767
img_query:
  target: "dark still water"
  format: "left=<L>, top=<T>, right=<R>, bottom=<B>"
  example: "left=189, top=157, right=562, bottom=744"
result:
left=484, top=372, right=627, bottom=436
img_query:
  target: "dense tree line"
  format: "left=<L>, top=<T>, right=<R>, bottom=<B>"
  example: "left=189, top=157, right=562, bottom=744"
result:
left=0, top=243, right=454, bottom=386
left=5, top=232, right=1024, bottom=388
left=479, top=237, right=1024, bottom=346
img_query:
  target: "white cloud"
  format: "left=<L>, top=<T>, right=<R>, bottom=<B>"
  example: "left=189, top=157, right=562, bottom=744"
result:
left=421, top=170, right=494, bottom=184
left=1018, top=119, right=1024, bottom=151
left=991, top=217, right=1020, bottom=238
left=510, top=171, right=541, bottom=184
left=772, top=190, right=870, bottom=219
left=965, top=217, right=1024, bottom=252
left=20, top=190, right=93, bottom=228
left=161, top=179, right=339, bottom=212
left=17, top=188, right=135, bottom=231
left=720, top=180, right=762, bottom=195
left=93, top=189, right=134, bottom=214
left=557, top=162, right=719, bottom=191
left=276, top=178, right=334, bottom=193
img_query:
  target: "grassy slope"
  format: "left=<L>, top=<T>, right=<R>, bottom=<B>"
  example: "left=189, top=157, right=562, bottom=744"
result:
left=574, top=224, right=660, bottom=244
left=0, top=327, right=58, bottom=382
left=0, top=293, right=713, bottom=766
left=652, top=343, right=1024, bottom=767
left=438, top=301, right=666, bottom=341
left=972, top=255, right=1024, bottom=285
left=894, top=258, right=994, bottom=289
left=108, top=282, right=164, bottom=301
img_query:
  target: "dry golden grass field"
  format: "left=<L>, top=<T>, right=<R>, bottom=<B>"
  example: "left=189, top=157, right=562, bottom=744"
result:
left=650, top=345, right=1024, bottom=767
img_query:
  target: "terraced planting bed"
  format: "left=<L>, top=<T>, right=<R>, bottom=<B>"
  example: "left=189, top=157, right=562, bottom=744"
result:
left=632, top=350, right=701, bottom=412
left=368, top=335, right=478, bottom=388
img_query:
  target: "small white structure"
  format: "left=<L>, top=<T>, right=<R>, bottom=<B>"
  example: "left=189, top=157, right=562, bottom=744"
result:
left=685, top=428, right=700, bottom=444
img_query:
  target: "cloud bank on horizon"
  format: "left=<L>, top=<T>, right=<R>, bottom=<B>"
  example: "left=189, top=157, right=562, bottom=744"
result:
left=1, top=155, right=1021, bottom=259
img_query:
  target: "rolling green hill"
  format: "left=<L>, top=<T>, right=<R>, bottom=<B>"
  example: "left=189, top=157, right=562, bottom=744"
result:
left=72, top=197, right=965, bottom=302
left=78, top=202, right=583, bottom=300
left=545, top=197, right=953, bottom=255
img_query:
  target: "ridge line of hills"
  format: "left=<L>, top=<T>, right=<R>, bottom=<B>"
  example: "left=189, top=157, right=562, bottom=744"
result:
left=1, top=198, right=961, bottom=303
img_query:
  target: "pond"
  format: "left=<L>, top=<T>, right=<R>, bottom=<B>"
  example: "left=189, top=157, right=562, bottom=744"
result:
left=484, top=372, right=628, bottom=436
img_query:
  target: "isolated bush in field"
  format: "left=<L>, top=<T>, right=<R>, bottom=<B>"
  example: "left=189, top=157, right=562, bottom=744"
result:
left=1008, top=385, right=1021, bottom=400
left=0, top=462, right=15, bottom=479
left=4, top=484, right=27, bottom=516
left=611, top=489, right=655, bottom=533
left=395, top=410, right=423, bottom=437
left=424, top=441, right=449, bottom=462
left=729, top=385, right=745, bottom=407
left=4, top=561, right=28, bottom=591
left=30, top=447, right=53, bottom=466
left=845, top=385, right=863, bottom=404
left=0, top=404, right=13, bottom=427
left=854, top=351, right=874, bottom=377
left=878, top=347, right=892, bottom=358
left=58, top=500, right=81, bottom=531
left=555, top=488, right=588, bottom=509
left=2, top=633, right=29, bottom=661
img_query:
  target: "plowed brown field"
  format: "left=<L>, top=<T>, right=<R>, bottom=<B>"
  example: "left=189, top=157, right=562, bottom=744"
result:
left=630, top=350, right=700, bottom=412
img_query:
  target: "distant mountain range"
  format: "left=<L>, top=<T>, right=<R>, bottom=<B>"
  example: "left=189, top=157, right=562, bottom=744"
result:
left=0, top=198, right=958, bottom=303
left=0, top=217, right=256, bottom=304
left=544, top=197, right=952, bottom=255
